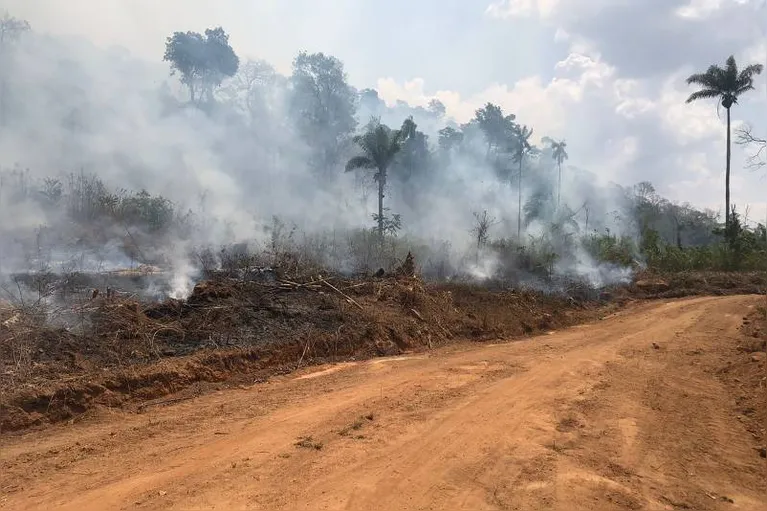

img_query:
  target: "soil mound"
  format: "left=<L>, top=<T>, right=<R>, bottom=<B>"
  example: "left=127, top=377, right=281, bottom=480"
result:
left=0, top=273, right=604, bottom=432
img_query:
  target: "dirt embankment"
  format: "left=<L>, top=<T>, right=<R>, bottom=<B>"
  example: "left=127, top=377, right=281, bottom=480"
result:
left=731, top=301, right=767, bottom=457
left=0, top=273, right=610, bottom=433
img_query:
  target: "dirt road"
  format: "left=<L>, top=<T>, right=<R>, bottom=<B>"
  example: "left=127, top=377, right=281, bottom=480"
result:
left=2, top=296, right=766, bottom=510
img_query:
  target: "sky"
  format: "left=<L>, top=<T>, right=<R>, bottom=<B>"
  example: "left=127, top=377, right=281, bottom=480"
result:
left=4, top=0, right=767, bottom=223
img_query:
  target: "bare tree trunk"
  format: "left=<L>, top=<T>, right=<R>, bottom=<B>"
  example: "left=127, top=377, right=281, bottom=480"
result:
left=377, top=170, right=385, bottom=239
left=725, top=106, right=731, bottom=234
left=557, top=161, right=562, bottom=211
left=517, top=159, right=523, bottom=239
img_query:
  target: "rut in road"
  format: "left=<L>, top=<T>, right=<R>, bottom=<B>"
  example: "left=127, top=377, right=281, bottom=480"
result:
left=1, top=296, right=765, bottom=510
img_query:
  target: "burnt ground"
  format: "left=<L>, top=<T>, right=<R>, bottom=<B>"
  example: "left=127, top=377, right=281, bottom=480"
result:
left=0, top=273, right=610, bottom=433
left=1, top=269, right=765, bottom=435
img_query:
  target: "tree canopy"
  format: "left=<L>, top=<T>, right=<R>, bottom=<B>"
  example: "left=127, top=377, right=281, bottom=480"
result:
left=163, top=27, right=239, bottom=103
left=290, top=51, right=358, bottom=174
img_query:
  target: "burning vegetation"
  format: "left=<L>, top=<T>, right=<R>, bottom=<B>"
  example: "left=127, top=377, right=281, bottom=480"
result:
left=0, top=251, right=621, bottom=432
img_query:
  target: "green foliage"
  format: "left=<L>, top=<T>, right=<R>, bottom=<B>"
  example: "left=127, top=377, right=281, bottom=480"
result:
left=346, top=118, right=407, bottom=238
left=686, top=55, right=763, bottom=109
left=523, top=189, right=554, bottom=226
left=34, top=173, right=177, bottom=233
left=582, top=230, right=637, bottom=267
left=635, top=206, right=767, bottom=272
left=120, top=190, right=175, bottom=232
left=345, top=118, right=405, bottom=178
left=163, top=27, right=239, bottom=103
left=371, top=208, right=402, bottom=237
left=437, top=126, right=464, bottom=153
left=290, top=51, right=358, bottom=173
left=474, top=103, right=517, bottom=155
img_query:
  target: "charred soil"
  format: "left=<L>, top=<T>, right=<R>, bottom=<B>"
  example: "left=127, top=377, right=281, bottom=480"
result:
left=0, top=274, right=609, bottom=433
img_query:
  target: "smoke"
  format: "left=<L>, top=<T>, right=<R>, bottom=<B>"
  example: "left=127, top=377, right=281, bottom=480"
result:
left=0, top=14, right=645, bottom=302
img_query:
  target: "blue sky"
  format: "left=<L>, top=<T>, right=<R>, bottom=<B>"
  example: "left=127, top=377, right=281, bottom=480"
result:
left=6, top=0, right=767, bottom=222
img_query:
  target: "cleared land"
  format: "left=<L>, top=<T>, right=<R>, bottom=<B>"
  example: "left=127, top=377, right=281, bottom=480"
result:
left=1, top=294, right=765, bottom=510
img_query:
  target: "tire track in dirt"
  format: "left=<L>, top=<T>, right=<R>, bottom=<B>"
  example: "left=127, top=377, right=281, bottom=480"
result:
left=1, top=296, right=765, bottom=510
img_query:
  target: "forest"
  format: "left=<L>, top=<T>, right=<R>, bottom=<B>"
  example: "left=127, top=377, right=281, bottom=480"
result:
left=0, top=12, right=766, bottom=300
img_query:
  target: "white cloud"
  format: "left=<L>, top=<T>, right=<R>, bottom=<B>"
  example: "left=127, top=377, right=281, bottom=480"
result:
left=676, top=0, right=725, bottom=18
left=658, top=74, right=727, bottom=145
left=485, top=0, right=534, bottom=18
left=485, top=0, right=561, bottom=19
left=378, top=52, right=616, bottom=144
left=676, top=0, right=751, bottom=18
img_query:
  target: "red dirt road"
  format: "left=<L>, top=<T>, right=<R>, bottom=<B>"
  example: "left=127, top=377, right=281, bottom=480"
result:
left=1, top=296, right=766, bottom=510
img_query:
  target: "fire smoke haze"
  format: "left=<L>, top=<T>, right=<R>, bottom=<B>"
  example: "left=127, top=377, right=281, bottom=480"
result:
left=0, top=0, right=765, bottom=294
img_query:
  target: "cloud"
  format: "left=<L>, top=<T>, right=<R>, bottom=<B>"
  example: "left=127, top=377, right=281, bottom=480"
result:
left=676, top=0, right=751, bottom=19
left=487, top=0, right=764, bottom=79
left=377, top=52, right=615, bottom=141
left=485, top=0, right=560, bottom=19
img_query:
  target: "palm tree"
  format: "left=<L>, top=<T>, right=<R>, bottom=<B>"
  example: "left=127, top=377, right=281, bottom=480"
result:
left=512, top=125, right=534, bottom=239
left=548, top=139, right=568, bottom=210
left=345, top=117, right=406, bottom=237
left=685, top=55, right=763, bottom=230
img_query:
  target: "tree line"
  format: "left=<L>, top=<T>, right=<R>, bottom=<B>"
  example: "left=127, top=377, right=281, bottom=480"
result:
left=2, top=13, right=767, bottom=278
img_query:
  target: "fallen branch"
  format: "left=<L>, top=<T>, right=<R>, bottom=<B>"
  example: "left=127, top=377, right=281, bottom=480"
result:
left=318, top=278, right=364, bottom=311
left=410, top=308, right=425, bottom=321
left=296, top=337, right=312, bottom=370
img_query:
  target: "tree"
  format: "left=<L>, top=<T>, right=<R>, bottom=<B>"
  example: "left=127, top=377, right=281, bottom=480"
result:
left=428, top=99, right=446, bottom=118
left=218, top=58, right=285, bottom=169
left=471, top=210, right=498, bottom=250
left=512, top=125, right=534, bottom=239
left=223, top=59, right=279, bottom=119
left=474, top=103, right=516, bottom=157
left=359, top=88, right=385, bottom=116
left=543, top=138, right=568, bottom=209
left=345, top=118, right=405, bottom=238
left=0, top=12, right=29, bottom=45
left=685, top=55, right=763, bottom=231
left=735, top=124, right=767, bottom=170
left=290, top=51, right=358, bottom=175
left=471, top=210, right=499, bottom=263
left=523, top=188, right=554, bottom=227
left=392, top=116, right=431, bottom=189
left=438, top=126, right=464, bottom=153
left=163, top=27, right=239, bottom=104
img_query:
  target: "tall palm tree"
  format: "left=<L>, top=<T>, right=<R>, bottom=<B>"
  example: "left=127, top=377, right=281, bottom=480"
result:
left=512, top=125, right=534, bottom=239
left=549, top=139, right=568, bottom=210
left=345, top=117, right=405, bottom=238
left=686, top=55, right=763, bottom=230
